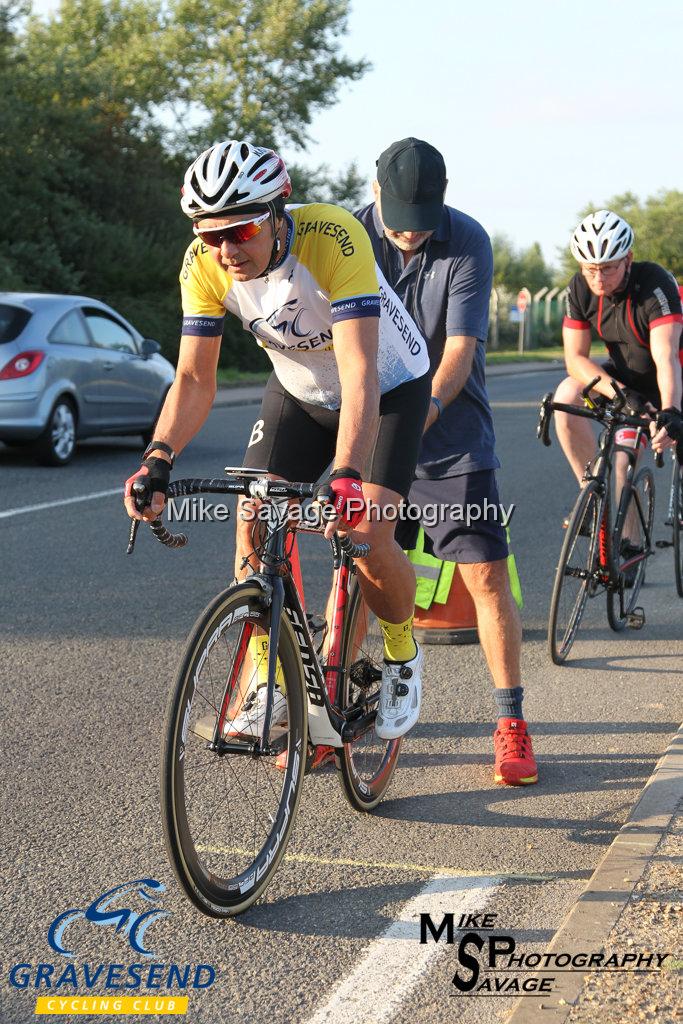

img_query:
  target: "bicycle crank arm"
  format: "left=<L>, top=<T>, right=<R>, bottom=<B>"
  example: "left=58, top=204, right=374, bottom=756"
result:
left=341, top=710, right=377, bottom=743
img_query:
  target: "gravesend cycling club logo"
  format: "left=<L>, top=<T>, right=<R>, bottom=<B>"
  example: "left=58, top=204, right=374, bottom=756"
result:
left=48, top=878, right=170, bottom=957
left=249, top=299, right=333, bottom=350
left=420, top=911, right=672, bottom=996
left=5, top=878, right=217, bottom=1017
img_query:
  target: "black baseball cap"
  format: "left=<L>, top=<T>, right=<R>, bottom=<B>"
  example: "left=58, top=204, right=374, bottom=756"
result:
left=376, top=138, right=447, bottom=231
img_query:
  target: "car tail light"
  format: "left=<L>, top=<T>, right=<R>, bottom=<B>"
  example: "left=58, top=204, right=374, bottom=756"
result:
left=0, top=350, right=46, bottom=380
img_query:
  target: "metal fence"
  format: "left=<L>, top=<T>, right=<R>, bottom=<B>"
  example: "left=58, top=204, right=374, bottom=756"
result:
left=489, top=285, right=569, bottom=351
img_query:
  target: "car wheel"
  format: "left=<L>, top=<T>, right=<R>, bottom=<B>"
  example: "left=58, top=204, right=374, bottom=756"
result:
left=34, top=399, right=77, bottom=466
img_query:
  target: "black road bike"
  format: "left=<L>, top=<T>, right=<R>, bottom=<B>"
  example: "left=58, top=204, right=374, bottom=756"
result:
left=538, top=378, right=658, bottom=664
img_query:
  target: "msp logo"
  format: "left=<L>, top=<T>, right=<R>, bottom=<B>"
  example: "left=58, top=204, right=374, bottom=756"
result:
left=48, top=879, right=170, bottom=958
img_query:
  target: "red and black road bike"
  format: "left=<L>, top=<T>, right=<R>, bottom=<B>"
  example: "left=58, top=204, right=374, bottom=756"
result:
left=128, top=468, right=400, bottom=916
left=538, top=378, right=658, bottom=664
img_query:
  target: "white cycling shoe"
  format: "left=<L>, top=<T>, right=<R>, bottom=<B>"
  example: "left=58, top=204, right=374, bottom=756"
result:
left=375, top=643, right=423, bottom=740
left=225, top=686, right=288, bottom=739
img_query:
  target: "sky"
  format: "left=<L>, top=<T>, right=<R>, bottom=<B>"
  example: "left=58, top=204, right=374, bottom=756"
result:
left=30, top=0, right=683, bottom=266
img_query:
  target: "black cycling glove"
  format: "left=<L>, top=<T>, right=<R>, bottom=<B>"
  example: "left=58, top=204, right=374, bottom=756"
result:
left=124, top=457, right=171, bottom=511
left=655, top=407, right=683, bottom=443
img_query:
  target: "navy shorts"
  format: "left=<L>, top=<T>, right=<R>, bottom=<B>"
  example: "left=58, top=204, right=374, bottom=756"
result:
left=394, top=470, right=510, bottom=564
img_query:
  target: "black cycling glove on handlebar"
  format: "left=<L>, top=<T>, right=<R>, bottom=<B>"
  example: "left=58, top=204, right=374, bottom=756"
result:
left=655, top=407, right=683, bottom=442
left=124, top=457, right=171, bottom=510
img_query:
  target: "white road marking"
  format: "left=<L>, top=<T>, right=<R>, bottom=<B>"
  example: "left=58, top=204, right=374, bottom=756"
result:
left=0, top=488, right=121, bottom=519
left=305, top=874, right=501, bottom=1024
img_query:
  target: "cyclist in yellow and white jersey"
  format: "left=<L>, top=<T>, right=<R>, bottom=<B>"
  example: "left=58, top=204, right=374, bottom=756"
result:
left=124, top=139, right=431, bottom=743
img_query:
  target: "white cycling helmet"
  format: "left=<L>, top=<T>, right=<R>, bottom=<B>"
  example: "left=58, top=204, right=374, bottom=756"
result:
left=570, top=210, right=634, bottom=263
left=181, top=139, right=291, bottom=220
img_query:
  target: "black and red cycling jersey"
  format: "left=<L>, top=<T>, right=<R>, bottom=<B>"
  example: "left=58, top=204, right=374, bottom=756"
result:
left=563, top=262, right=683, bottom=400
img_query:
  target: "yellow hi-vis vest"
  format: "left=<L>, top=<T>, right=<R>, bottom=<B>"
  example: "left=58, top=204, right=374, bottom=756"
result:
left=406, top=527, right=523, bottom=610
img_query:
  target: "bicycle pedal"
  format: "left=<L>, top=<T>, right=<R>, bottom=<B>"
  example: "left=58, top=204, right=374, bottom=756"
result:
left=627, top=607, right=646, bottom=630
left=655, top=539, right=673, bottom=548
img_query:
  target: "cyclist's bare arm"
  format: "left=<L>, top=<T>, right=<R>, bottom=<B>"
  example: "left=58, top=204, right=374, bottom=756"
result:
left=650, top=322, right=682, bottom=411
left=332, top=316, right=380, bottom=473
left=562, top=324, right=617, bottom=400
left=650, top=322, right=683, bottom=451
left=124, top=334, right=220, bottom=520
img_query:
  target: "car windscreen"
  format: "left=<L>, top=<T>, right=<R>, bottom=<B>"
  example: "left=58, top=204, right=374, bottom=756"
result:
left=0, top=304, right=31, bottom=343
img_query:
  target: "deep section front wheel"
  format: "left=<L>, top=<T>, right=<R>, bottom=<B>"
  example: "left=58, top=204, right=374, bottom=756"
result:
left=607, top=467, right=654, bottom=630
left=337, top=579, right=402, bottom=811
left=548, top=482, right=603, bottom=664
left=162, top=582, right=307, bottom=916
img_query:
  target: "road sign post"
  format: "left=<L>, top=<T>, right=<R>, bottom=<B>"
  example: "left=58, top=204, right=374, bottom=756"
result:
left=517, top=288, right=530, bottom=353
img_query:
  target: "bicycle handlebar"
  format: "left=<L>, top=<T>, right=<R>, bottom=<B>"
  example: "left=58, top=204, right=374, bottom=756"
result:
left=127, top=474, right=371, bottom=558
left=536, top=377, right=664, bottom=467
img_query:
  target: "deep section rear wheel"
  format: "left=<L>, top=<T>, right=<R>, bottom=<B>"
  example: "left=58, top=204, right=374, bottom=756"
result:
left=672, top=459, right=683, bottom=598
left=548, top=482, right=603, bottom=664
left=162, top=582, right=307, bottom=916
left=607, top=467, right=654, bottom=631
left=337, top=579, right=402, bottom=811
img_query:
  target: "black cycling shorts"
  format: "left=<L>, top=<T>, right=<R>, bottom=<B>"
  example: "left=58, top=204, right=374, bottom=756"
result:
left=242, top=372, right=431, bottom=498
left=600, top=360, right=661, bottom=408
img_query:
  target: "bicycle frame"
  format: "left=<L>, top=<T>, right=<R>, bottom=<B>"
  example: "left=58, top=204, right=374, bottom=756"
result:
left=587, top=423, right=652, bottom=586
left=542, top=386, right=654, bottom=592
left=211, top=496, right=368, bottom=756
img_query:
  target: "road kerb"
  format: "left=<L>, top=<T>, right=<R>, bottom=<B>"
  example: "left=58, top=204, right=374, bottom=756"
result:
left=505, top=723, right=683, bottom=1024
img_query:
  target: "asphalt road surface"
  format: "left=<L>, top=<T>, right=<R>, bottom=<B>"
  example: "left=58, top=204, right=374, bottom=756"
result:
left=1, top=368, right=681, bottom=1024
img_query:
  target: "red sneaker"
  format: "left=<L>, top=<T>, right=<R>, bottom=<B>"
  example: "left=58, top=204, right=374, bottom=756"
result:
left=493, top=718, right=538, bottom=786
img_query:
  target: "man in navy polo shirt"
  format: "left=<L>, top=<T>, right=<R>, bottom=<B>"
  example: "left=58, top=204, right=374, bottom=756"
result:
left=355, top=138, right=537, bottom=786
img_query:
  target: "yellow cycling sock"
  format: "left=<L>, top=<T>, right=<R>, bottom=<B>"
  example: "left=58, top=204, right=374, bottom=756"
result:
left=249, top=634, right=285, bottom=690
left=378, top=615, right=417, bottom=663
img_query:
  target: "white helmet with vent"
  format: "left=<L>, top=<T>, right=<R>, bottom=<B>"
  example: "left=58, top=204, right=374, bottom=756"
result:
left=570, top=210, right=634, bottom=263
left=181, top=139, right=291, bottom=220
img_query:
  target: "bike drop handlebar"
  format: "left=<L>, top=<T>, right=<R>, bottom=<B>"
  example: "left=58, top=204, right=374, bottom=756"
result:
left=537, top=376, right=664, bottom=466
left=127, top=475, right=371, bottom=559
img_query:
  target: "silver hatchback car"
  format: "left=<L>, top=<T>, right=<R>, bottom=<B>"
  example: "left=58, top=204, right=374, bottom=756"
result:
left=0, top=293, right=175, bottom=465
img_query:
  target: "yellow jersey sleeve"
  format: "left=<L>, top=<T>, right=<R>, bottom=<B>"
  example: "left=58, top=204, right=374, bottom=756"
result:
left=179, top=240, right=230, bottom=336
left=291, top=205, right=381, bottom=323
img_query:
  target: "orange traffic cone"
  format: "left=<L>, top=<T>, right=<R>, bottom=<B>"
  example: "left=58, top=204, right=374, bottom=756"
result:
left=413, top=565, right=479, bottom=645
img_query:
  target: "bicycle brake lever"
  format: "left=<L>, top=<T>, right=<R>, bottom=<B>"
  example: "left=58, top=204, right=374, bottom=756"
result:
left=126, top=477, right=151, bottom=555
left=581, top=376, right=602, bottom=409
left=537, top=393, right=553, bottom=446
left=610, top=378, right=626, bottom=412
left=126, top=518, right=140, bottom=555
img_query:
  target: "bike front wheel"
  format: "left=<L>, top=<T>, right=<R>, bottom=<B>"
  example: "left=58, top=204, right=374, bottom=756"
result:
left=337, top=578, right=402, bottom=811
left=162, top=581, right=307, bottom=916
left=548, top=482, right=603, bottom=664
left=607, top=467, right=655, bottom=630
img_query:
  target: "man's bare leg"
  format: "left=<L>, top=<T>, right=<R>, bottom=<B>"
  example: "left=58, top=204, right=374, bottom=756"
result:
left=457, top=559, right=521, bottom=690
left=553, top=376, right=597, bottom=485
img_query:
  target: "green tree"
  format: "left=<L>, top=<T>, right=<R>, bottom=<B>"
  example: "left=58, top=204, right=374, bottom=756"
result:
left=559, top=191, right=683, bottom=282
left=0, top=0, right=368, bottom=368
left=492, top=234, right=553, bottom=293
